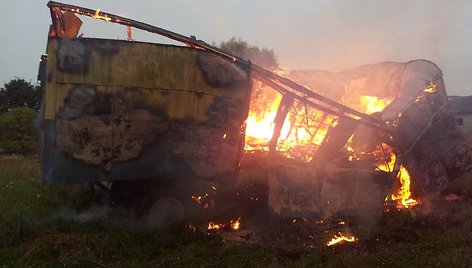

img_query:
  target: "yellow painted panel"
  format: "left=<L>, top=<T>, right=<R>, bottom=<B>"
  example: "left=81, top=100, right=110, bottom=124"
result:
left=50, top=38, right=248, bottom=101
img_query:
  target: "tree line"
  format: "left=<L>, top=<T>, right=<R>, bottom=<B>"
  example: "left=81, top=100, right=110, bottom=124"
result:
left=0, top=79, right=41, bottom=155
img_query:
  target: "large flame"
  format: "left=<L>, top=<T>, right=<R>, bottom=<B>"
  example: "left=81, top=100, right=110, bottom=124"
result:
left=390, top=166, right=419, bottom=208
left=244, top=87, right=417, bottom=209
left=245, top=94, right=288, bottom=145
left=244, top=93, right=392, bottom=155
left=376, top=153, right=419, bottom=209
left=244, top=87, right=335, bottom=160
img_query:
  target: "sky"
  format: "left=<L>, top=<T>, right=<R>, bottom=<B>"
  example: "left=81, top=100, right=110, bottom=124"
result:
left=0, top=0, right=471, bottom=96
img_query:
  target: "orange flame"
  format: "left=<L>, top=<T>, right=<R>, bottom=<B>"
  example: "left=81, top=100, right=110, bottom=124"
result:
left=244, top=92, right=391, bottom=159
left=360, top=95, right=392, bottom=114
left=375, top=152, right=419, bottom=209
left=244, top=87, right=418, bottom=209
left=244, top=94, right=288, bottom=147
left=376, top=153, right=396, bottom=172
left=191, top=194, right=208, bottom=204
left=230, top=217, right=241, bottom=231
left=207, top=218, right=241, bottom=232
left=390, top=166, right=419, bottom=208
left=244, top=88, right=334, bottom=161
left=207, top=221, right=223, bottom=231
left=326, top=233, right=357, bottom=246
left=92, top=9, right=111, bottom=21
left=424, top=83, right=437, bottom=93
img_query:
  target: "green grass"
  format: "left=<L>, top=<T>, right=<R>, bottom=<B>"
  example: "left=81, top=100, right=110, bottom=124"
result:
left=1, top=157, right=472, bottom=267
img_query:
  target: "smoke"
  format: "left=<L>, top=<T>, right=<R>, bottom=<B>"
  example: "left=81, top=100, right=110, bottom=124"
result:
left=146, top=197, right=185, bottom=229
left=48, top=198, right=185, bottom=230
left=234, top=1, right=471, bottom=95
left=51, top=205, right=113, bottom=224
left=1, top=1, right=471, bottom=95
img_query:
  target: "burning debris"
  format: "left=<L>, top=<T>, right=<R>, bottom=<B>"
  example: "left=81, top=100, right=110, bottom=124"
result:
left=326, top=233, right=358, bottom=246
left=39, top=1, right=472, bottom=248
left=207, top=218, right=241, bottom=232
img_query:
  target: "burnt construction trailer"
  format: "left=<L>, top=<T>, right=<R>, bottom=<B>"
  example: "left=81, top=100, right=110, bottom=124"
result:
left=41, top=37, right=251, bottom=185
left=39, top=2, right=472, bottom=219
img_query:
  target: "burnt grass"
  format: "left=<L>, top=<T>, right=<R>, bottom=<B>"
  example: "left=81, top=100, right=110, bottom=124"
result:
left=1, top=157, right=472, bottom=267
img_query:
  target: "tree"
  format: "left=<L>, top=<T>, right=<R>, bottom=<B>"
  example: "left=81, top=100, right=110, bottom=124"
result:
left=0, top=78, right=41, bottom=114
left=0, top=107, right=38, bottom=155
left=219, top=37, right=278, bottom=70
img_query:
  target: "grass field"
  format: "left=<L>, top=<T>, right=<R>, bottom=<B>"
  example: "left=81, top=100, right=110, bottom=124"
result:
left=1, top=157, right=472, bottom=267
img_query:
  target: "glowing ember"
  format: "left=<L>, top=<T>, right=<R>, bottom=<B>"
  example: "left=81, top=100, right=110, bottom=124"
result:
left=191, top=194, right=208, bottom=204
left=207, top=221, right=223, bottom=231
left=326, top=233, right=357, bottom=246
left=186, top=223, right=197, bottom=232
left=230, top=217, right=241, bottom=231
left=207, top=218, right=241, bottom=232
left=424, top=83, right=437, bottom=93
left=389, top=165, right=419, bottom=208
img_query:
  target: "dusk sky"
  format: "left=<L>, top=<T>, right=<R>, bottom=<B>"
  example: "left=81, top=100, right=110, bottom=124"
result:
left=0, top=0, right=471, bottom=96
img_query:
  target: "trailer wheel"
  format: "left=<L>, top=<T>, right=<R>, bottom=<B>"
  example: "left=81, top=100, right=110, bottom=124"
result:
left=147, top=197, right=184, bottom=228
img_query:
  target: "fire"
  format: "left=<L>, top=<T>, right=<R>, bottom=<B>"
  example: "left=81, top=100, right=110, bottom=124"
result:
left=244, top=85, right=418, bottom=209
left=244, top=92, right=391, bottom=158
left=207, top=218, right=241, bottom=232
left=207, top=221, right=223, bottom=230
left=191, top=194, right=208, bottom=204
left=375, top=152, right=419, bottom=209
left=245, top=94, right=289, bottom=146
left=186, top=223, right=197, bottom=232
left=92, top=9, right=111, bottom=21
left=424, top=83, right=437, bottom=93
left=326, top=233, right=357, bottom=246
left=244, top=88, right=334, bottom=161
left=230, top=217, right=241, bottom=231
left=360, top=96, right=392, bottom=114
left=191, top=185, right=216, bottom=209
left=376, top=152, right=396, bottom=172
left=389, top=166, right=419, bottom=208
left=359, top=96, right=418, bottom=209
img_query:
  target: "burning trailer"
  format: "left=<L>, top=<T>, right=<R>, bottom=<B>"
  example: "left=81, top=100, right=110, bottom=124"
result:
left=39, top=2, right=472, bottom=222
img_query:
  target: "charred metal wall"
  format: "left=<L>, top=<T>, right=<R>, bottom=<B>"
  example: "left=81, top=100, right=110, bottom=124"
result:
left=41, top=38, right=251, bottom=185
